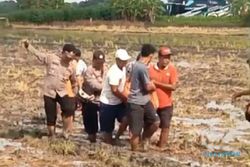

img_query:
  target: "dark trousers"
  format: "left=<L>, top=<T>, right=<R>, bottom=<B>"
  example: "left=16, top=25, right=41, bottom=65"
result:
left=44, top=94, right=76, bottom=126
left=82, top=102, right=99, bottom=135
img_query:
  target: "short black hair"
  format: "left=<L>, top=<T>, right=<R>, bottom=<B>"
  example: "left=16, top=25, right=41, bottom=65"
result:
left=246, top=111, right=250, bottom=122
left=74, top=49, right=81, bottom=57
left=247, top=58, right=250, bottom=65
left=62, top=44, right=76, bottom=53
left=140, top=44, right=156, bottom=57
left=136, top=53, right=141, bottom=61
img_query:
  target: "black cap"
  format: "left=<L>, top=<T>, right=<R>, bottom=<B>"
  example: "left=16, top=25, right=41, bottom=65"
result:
left=247, top=58, right=250, bottom=65
left=93, top=50, right=105, bottom=61
left=62, top=44, right=77, bottom=53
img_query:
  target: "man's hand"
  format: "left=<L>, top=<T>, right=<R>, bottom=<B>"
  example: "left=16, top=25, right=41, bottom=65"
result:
left=111, top=85, right=127, bottom=103
left=145, top=81, right=156, bottom=92
left=121, top=96, right=128, bottom=103
left=88, top=95, right=95, bottom=101
left=232, top=90, right=250, bottom=103
left=232, top=93, right=239, bottom=103
left=150, top=81, right=156, bottom=90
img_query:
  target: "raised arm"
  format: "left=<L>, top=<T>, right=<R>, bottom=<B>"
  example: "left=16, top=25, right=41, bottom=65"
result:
left=232, top=89, right=250, bottom=102
left=22, top=40, right=48, bottom=65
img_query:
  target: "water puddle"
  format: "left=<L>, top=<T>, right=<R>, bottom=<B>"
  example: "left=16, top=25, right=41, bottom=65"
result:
left=0, top=138, right=22, bottom=151
left=175, top=101, right=250, bottom=151
left=206, top=100, right=242, bottom=120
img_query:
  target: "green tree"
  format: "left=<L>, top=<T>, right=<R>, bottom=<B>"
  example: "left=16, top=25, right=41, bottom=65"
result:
left=230, top=0, right=250, bottom=16
left=17, top=0, right=64, bottom=9
left=110, top=0, right=164, bottom=23
left=49, top=0, right=65, bottom=9
left=141, top=0, right=164, bottom=23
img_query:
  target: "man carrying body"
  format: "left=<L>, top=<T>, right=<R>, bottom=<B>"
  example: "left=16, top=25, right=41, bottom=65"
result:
left=127, top=44, right=159, bottom=151
left=81, top=50, right=106, bottom=142
left=99, top=49, right=131, bottom=144
left=149, top=47, right=178, bottom=149
left=22, top=40, right=77, bottom=139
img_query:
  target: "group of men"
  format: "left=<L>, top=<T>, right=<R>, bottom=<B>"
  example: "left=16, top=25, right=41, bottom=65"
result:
left=22, top=40, right=178, bottom=151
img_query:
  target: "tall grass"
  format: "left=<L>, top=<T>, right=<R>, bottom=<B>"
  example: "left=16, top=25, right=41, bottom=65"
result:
left=154, top=16, right=245, bottom=27
left=7, top=6, right=115, bottom=23
left=4, top=6, right=249, bottom=27
left=0, top=29, right=249, bottom=50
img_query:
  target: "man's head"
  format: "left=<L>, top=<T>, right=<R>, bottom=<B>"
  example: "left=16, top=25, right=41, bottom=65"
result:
left=158, top=47, right=172, bottom=68
left=246, top=104, right=250, bottom=122
left=74, top=48, right=81, bottom=61
left=115, top=49, right=131, bottom=69
left=62, top=44, right=77, bottom=61
left=247, top=58, right=250, bottom=68
left=140, top=44, right=156, bottom=64
left=92, top=50, right=105, bottom=68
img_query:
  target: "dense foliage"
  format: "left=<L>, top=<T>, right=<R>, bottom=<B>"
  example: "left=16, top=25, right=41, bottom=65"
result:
left=0, top=0, right=249, bottom=26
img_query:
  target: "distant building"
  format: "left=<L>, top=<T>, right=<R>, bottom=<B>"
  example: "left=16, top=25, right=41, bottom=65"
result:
left=161, top=0, right=230, bottom=16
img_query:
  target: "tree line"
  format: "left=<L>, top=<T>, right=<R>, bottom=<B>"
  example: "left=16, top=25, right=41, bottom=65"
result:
left=1, top=0, right=165, bottom=23
left=0, top=0, right=249, bottom=25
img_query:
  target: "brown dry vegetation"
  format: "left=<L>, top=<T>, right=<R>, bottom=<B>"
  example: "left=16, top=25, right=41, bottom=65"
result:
left=12, top=22, right=250, bottom=35
left=0, top=27, right=250, bottom=167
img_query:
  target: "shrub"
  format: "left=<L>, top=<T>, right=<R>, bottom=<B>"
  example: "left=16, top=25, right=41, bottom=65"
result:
left=154, top=16, right=244, bottom=27
left=7, top=4, right=116, bottom=24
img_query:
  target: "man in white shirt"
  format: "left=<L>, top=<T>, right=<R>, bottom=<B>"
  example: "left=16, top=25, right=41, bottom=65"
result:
left=75, top=49, right=87, bottom=91
left=81, top=50, right=107, bottom=143
left=99, top=49, right=131, bottom=144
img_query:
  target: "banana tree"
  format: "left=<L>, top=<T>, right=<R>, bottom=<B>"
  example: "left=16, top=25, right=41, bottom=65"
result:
left=110, top=0, right=126, bottom=20
left=110, top=0, right=164, bottom=23
left=230, top=0, right=250, bottom=16
left=142, top=0, right=164, bottom=23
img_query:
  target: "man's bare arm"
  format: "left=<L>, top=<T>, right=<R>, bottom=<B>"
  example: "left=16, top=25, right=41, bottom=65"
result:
left=110, top=85, right=127, bottom=102
left=153, top=80, right=177, bottom=91
left=232, top=89, right=250, bottom=101
left=145, top=81, right=156, bottom=93
left=76, top=75, right=84, bottom=90
left=22, top=40, right=48, bottom=64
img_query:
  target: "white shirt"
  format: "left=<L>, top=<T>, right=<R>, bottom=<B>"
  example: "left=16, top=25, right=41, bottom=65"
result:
left=76, top=59, right=87, bottom=76
left=100, top=64, right=126, bottom=105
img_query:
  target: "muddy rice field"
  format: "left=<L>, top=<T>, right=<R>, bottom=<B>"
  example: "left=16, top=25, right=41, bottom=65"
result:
left=0, top=27, right=250, bottom=167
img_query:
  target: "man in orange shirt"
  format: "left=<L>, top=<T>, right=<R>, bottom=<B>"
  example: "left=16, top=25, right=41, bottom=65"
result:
left=149, top=47, right=178, bottom=149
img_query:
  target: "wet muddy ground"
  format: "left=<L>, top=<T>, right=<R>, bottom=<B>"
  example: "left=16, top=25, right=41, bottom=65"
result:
left=0, top=28, right=250, bottom=167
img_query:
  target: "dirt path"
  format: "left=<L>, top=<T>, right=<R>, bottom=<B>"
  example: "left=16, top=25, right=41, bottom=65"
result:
left=11, top=23, right=250, bottom=36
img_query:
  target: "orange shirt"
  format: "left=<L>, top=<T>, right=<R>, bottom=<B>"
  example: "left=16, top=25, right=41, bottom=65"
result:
left=149, top=63, right=178, bottom=108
